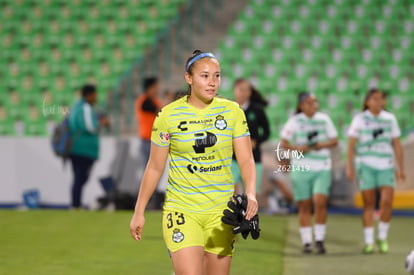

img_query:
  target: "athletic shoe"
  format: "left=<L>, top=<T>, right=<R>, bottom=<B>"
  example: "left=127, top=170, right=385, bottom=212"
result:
left=377, top=240, right=389, bottom=254
left=302, top=243, right=312, bottom=254
left=362, top=244, right=374, bottom=254
left=315, top=241, right=326, bottom=254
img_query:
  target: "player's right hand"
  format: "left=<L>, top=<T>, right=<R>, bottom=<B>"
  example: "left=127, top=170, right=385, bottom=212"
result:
left=130, top=214, right=145, bottom=241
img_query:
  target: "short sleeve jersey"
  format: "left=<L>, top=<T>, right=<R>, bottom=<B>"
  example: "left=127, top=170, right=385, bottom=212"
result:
left=151, top=96, right=250, bottom=214
left=348, top=110, right=400, bottom=169
left=280, top=112, right=338, bottom=171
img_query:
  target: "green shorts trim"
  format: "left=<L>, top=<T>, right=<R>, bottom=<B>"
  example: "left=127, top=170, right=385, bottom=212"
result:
left=162, top=210, right=235, bottom=256
left=357, top=163, right=395, bottom=191
left=290, top=170, right=332, bottom=202
left=231, top=160, right=262, bottom=192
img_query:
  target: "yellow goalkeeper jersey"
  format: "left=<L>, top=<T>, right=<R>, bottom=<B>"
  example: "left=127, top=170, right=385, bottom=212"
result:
left=151, top=95, right=250, bottom=214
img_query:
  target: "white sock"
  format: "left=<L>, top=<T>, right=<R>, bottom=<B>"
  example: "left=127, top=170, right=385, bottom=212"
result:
left=314, top=224, right=326, bottom=242
left=378, top=222, right=390, bottom=241
left=364, top=227, right=374, bottom=245
left=300, top=227, right=312, bottom=245
left=267, top=196, right=279, bottom=212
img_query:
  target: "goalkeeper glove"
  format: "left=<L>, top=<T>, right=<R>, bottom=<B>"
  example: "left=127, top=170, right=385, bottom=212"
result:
left=221, top=194, right=260, bottom=240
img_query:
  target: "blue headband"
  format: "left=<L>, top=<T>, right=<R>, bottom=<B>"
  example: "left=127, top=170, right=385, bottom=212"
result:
left=186, top=53, right=216, bottom=71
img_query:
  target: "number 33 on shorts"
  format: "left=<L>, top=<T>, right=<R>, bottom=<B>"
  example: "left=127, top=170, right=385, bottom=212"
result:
left=166, top=212, right=186, bottom=229
left=164, top=212, right=187, bottom=245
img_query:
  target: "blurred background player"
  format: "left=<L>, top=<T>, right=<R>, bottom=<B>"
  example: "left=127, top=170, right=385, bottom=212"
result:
left=260, top=157, right=293, bottom=214
left=347, top=88, right=405, bottom=254
left=231, top=78, right=270, bottom=195
left=68, top=84, right=109, bottom=209
left=130, top=50, right=258, bottom=275
left=135, top=77, right=161, bottom=165
left=280, top=92, right=338, bottom=254
left=135, top=77, right=163, bottom=209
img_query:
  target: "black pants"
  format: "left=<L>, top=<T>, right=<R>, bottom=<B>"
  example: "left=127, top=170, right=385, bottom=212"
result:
left=70, top=154, right=95, bottom=208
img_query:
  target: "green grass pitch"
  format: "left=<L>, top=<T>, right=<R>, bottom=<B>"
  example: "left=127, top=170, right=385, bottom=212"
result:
left=0, top=210, right=413, bottom=275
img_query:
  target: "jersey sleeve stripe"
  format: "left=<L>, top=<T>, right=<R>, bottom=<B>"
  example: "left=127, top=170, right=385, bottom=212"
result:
left=233, top=133, right=250, bottom=139
left=151, top=141, right=170, bottom=147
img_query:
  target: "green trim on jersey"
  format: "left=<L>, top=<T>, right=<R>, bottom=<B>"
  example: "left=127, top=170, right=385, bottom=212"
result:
left=356, top=152, right=393, bottom=158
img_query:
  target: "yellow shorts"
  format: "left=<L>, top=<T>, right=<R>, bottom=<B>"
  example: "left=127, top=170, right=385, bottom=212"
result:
left=162, top=210, right=236, bottom=256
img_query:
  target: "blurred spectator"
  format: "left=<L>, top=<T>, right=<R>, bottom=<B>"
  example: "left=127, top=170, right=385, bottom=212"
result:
left=231, top=78, right=270, bottom=194
left=68, top=84, right=109, bottom=209
left=134, top=77, right=161, bottom=165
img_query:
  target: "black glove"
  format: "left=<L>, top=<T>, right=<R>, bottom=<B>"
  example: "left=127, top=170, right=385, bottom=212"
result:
left=248, top=214, right=260, bottom=240
left=221, top=194, right=246, bottom=227
left=221, top=194, right=260, bottom=240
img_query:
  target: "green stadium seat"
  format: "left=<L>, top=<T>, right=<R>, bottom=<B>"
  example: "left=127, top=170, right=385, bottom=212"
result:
left=0, top=119, right=15, bottom=136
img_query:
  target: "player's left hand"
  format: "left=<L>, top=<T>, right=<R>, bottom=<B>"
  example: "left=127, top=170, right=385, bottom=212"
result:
left=245, top=193, right=258, bottom=221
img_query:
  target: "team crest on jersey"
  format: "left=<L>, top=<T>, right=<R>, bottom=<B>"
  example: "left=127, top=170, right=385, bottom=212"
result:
left=172, top=228, right=184, bottom=243
left=214, top=115, right=227, bottom=130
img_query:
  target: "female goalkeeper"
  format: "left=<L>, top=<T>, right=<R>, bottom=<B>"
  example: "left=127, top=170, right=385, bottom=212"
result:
left=347, top=88, right=405, bottom=254
left=129, top=50, right=258, bottom=275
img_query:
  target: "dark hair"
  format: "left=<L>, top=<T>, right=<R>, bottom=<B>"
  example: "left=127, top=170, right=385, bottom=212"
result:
left=81, top=84, right=96, bottom=98
left=233, top=78, right=268, bottom=107
left=295, top=92, right=312, bottom=114
left=185, top=50, right=204, bottom=74
left=142, top=77, right=158, bottom=92
left=362, top=88, right=382, bottom=111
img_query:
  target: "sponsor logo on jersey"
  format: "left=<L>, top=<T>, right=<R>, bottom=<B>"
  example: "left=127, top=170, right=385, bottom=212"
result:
left=191, top=155, right=215, bottom=161
left=152, top=127, right=158, bottom=132
left=307, top=130, right=318, bottom=142
left=199, top=165, right=222, bottom=172
left=178, top=119, right=214, bottom=131
left=172, top=228, right=184, bottom=243
left=372, top=128, right=384, bottom=139
left=214, top=115, right=227, bottom=130
left=189, top=119, right=213, bottom=125
left=177, top=121, right=188, bottom=131
left=187, top=164, right=222, bottom=174
left=193, top=131, right=217, bottom=153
